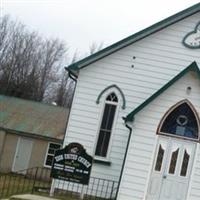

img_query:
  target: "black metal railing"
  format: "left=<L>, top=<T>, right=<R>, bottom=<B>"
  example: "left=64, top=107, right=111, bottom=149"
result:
left=0, top=167, right=118, bottom=199
left=0, top=167, right=36, bottom=198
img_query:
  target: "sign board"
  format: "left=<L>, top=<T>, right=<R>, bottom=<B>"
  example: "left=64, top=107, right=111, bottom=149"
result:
left=183, top=21, right=200, bottom=49
left=50, top=143, right=93, bottom=185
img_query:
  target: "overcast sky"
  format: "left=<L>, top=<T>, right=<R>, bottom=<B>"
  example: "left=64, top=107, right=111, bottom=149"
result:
left=1, top=0, right=199, bottom=57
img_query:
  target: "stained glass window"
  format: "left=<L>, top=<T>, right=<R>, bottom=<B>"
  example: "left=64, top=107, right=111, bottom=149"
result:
left=180, top=150, right=190, bottom=177
left=155, top=144, right=165, bottom=171
left=169, top=148, right=179, bottom=174
left=160, top=102, right=199, bottom=140
left=106, top=92, right=118, bottom=102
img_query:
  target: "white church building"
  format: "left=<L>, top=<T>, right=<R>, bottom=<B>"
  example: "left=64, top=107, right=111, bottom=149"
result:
left=63, top=3, right=200, bottom=200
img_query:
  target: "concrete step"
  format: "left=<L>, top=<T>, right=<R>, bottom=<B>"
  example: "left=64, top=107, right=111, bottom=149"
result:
left=9, top=194, right=60, bottom=200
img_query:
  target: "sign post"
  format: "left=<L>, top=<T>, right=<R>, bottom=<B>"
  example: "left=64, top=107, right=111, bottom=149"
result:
left=50, top=143, right=93, bottom=198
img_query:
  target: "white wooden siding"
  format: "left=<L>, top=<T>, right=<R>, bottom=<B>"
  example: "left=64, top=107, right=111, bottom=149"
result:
left=63, top=11, right=200, bottom=194
left=189, top=144, right=200, bottom=200
left=118, top=71, right=200, bottom=199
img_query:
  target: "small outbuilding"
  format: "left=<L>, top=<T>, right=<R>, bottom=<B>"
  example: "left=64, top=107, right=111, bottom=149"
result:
left=0, top=95, right=69, bottom=173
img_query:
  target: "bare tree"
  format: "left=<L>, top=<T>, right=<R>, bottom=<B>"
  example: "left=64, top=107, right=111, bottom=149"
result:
left=54, top=71, right=74, bottom=107
left=53, top=42, right=104, bottom=107
left=89, top=42, right=104, bottom=54
left=0, top=15, right=104, bottom=108
left=37, top=38, right=66, bottom=101
left=0, top=15, right=68, bottom=104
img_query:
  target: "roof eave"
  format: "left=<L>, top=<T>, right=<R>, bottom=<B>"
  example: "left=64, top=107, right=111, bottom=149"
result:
left=0, top=127, right=63, bottom=142
left=68, top=3, right=200, bottom=71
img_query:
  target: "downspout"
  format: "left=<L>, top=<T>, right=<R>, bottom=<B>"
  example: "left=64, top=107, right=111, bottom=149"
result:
left=62, top=67, right=78, bottom=146
left=115, top=118, right=133, bottom=200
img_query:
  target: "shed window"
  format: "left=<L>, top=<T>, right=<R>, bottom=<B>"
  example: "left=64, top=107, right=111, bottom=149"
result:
left=95, top=92, right=118, bottom=158
left=159, top=101, right=199, bottom=140
left=45, top=142, right=61, bottom=167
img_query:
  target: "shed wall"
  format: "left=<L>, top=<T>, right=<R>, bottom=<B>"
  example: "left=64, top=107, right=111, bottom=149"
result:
left=0, top=133, right=18, bottom=172
left=0, top=132, right=58, bottom=173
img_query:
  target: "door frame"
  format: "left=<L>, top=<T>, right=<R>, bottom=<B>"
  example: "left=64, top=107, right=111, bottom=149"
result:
left=186, top=142, right=199, bottom=199
left=12, top=137, right=21, bottom=172
left=144, top=135, right=159, bottom=199
left=145, top=135, right=197, bottom=200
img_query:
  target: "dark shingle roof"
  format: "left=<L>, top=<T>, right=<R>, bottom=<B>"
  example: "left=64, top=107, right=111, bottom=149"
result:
left=0, top=95, right=69, bottom=140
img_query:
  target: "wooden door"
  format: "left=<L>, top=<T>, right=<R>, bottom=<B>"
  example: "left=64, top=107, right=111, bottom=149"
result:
left=12, top=137, right=33, bottom=173
left=147, top=136, right=196, bottom=200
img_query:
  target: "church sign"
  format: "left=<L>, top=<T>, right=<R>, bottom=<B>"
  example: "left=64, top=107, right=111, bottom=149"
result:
left=50, top=143, right=93, bottom=185
left=183, top=21, right=200, bottom=49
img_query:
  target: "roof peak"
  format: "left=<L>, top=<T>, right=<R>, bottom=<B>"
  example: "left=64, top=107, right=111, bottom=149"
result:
left=68, top=3, right=200, bottom=71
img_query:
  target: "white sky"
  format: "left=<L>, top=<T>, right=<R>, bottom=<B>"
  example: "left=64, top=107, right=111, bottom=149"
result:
left=1, top=0, right=200, bottom=57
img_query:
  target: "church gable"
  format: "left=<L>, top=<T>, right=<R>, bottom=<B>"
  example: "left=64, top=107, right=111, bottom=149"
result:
left=125, top=61, right=200, bottom=122
left=72, top=9, right=200, bottom=125
left=118, top=62, right=200, bottom=200
left=68, top=3, right=200, bottom=72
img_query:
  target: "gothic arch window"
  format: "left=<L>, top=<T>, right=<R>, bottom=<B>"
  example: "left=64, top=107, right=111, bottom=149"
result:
left=158, top=100, right=199, bottom=141
left=95, top=92, right=118, bottom=158
left=96, top=84, right=126, bottom=109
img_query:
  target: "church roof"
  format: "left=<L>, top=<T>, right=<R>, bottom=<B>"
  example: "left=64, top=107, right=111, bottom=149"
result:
left=67, top=3, right=200, bottom=72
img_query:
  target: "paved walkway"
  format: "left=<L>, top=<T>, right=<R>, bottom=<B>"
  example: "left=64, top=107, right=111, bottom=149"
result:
left=9, top=194, right=60, bottom=200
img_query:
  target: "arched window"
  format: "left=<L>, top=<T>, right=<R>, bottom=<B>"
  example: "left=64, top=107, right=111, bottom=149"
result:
left=95, top=92, right=118, bottom=157
left=158, top=100, right=199, bottom=140
left=96, top=84, right=126, bottom=109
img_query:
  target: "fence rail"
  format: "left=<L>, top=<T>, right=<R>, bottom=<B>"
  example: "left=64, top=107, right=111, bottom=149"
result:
left=0, top=167, right=118, bottom=199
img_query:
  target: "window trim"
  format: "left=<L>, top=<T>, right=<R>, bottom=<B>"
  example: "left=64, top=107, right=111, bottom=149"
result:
left=44, top=142, right=62, bottom=168
left=96, top=84, right=126, bottom=109
left=157, top=99, right=200, bottom=142
left=94, top=91, right=119, bottom=160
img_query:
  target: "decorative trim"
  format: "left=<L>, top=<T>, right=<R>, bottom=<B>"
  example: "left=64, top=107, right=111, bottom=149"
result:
left=96, top=84, right=126, bottom=109
left=183, top=21, right=200, bottom=49
left=67, top=3, right=200, bottom=71
left=125, top=61, right=200, bottom=122
left=157, top=99, right=200, bottom=142
left=94, top=159, right=111, bottom=166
